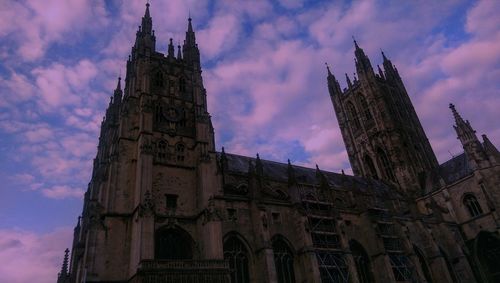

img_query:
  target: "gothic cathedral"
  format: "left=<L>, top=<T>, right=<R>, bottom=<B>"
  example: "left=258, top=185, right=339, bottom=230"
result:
left=57, top=4, right=500, bottom=283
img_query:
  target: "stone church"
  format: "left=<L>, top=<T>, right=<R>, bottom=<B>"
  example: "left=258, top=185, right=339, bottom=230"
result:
left=57, top=3, right=500, bottom=283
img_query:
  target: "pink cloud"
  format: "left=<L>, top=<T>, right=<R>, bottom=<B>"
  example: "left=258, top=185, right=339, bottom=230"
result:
left=42, top=185, right=84, bottom=199
left=0, top=0, right=108, bottom=61
left=0, top=227, right=73, bottom=283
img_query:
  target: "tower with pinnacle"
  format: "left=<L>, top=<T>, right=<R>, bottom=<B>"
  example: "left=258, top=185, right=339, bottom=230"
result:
left=67, top=4, right=226, bottom=282
left=327, top=40, right=439, bottom=193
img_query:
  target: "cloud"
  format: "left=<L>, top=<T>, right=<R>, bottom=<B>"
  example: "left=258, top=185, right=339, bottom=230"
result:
left=0, top=0, right=108, bottom=61
left=42, top=185, right=84, bottom=199
left=0, top=227, right=73, bottom=283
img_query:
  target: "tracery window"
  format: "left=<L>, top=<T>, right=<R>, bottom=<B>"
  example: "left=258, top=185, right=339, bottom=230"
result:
left=272, top=238, right=295, bottom=283
left=155, top=227, right=193, bottom=260
left=463, top=194, right=483, bottom=217
left=346, top=102, right=361, bottom=131
left=157, top=140, right=168, bottom=162
left=224, top=236, right=250, bottom=283
left=350, top=240, right=374, bottom=283
left=359, top=95, right=373, bottom=122
left=176, top=143, right=185, bottom=162
left=377, top=148, right=395, bottom=181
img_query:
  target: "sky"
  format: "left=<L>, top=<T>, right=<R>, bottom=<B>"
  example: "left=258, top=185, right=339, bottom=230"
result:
left=0, top=0, right=498, bottom=282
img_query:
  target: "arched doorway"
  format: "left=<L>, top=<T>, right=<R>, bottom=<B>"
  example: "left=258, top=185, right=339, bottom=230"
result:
left=413, top=245, right=433, bottom=283
left=349, top=240, right=374, bottom=283
left=476, top=231, right=500, bottom=282
left=155, top=226, right=194, bottom=260
left=272, top=237, right=296, bottom=283
left=224, top=235, right=250, bottom=283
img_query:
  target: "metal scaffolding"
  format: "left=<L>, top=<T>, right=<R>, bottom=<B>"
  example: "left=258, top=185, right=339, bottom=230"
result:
left=299, top=184, right=349, bottom=283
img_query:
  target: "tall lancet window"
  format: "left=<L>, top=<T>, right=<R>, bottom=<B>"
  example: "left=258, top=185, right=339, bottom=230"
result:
left=377, top=148, right=395, bottom=181
left=176, top=143, right=185, bottom=162
left=224, top=236, right=250, bottom=283
left=359, top=95, right=373, bottom=122
left=463, top=194, right=483, bottom=217
left=347, top=102, right=361, bottom=131
left=272, top=238, right=295, bottom=283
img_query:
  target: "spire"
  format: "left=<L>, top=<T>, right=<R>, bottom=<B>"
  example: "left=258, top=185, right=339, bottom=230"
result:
left=188, top=17, right=194, bottom=33
left=115, top=77, right=121, bottom=91
left=185, top=17, right=196, bottom=47
left=449, top=103, right=464, bottom=125
left=255, top=153, right=264, bottom=176
left=183, top=17, right=200, bottom=67
left=59, top=248, right=69, bottom=276
left=450, top=103, right=488, bottom=168
left=325, top=63, right=342, bottom=96
left=352, top=38, right=373, bottom=76
left=144, top=2, right=150, bottom=18
left=141, top=2, right=153, bottom=34
left=168, top=38, right=175, bottom=58
left=377, top=65, right=385, bottom=79
left=345, top=73, right=352, bottom=88
left=381, top=50, right=389, bottom=62
left=177, top=44, right=182, bottom=60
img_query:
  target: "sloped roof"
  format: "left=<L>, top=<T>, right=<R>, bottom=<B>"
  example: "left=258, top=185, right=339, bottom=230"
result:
left=438, top=152, right=472, bottom=185
left=421, top=152, right=473, bottom=194
left=219, top=152, right=401, bottom=199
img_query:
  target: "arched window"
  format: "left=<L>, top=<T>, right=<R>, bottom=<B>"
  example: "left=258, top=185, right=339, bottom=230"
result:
left=463, top=194, right=483, bottom=217
left=157, top=140, right=168, bottom=162
left=377, top=148, right=395, bottom=181
left=224, top=236, right=250, bottom=283
left=364, top=155, right=379, bottom=180
left=272, top=238, right=295, bottom=283
left=155, top=227, right=193, bottom=260
left=346, top=102, right=361, bottom=131
left=176, top=143, right=185, bottom=162
left=359, top=95, right=373, bottom=122
left=413, top=245, right=433, bottom=283
left=439, top=247, right=458, bottom=283
left=476, top=231, right=500, bottom=282
left=350, top=240, right=374, bottom=283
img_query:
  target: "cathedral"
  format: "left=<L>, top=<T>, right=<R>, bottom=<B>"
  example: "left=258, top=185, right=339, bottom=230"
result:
left=57, top=3, right=500, bottom=283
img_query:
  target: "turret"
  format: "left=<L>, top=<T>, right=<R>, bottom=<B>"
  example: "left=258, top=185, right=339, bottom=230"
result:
left=353, top=39, right=374, bottom=80
left=182, top=18, right=200, bottom=68
left=450, top=103, right=489, bottom=169
left=326, top=63, right=342, bottom=97
left=57, top=249, right=70, bottom=283
left=132, top=3, right=156, bottom=58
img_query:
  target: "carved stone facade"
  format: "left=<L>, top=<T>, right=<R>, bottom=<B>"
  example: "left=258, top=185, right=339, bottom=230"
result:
left=58, top=4, right=500, bottom=283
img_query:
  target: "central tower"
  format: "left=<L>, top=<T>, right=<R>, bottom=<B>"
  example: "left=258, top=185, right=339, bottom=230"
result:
left=327, top=41, right=439, bottom=193
left=68, top=4, right=227, bottom=282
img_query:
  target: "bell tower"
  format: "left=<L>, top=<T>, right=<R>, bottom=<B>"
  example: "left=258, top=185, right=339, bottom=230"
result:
left=328, top=41, right=439, bottom=193
left=68, top=3, right=227, bottom=282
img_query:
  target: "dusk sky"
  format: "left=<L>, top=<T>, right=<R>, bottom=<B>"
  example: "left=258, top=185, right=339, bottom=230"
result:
left=0, top=0, right=498, bottom=282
